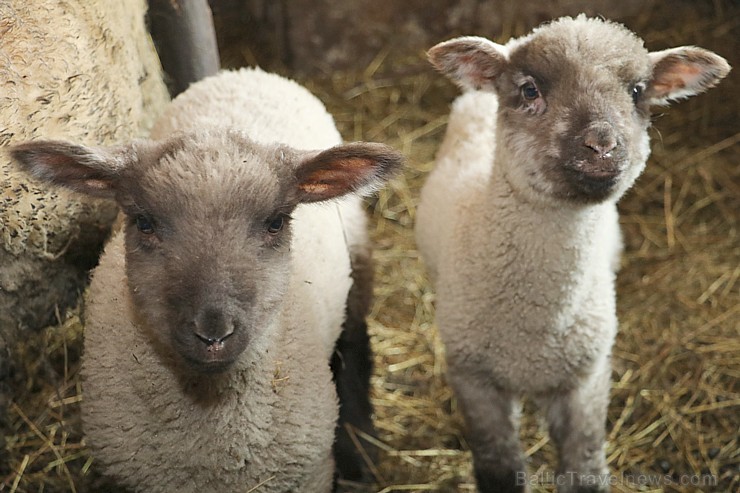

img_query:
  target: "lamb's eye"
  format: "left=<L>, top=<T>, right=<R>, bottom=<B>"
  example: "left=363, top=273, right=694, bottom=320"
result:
left=267, top=215, right=285, bottom=235
left=521, top=81, right=540, bottom=100
left=135, top=214, right=155, bottom=234
left=631, top=83, right=644, bottom=104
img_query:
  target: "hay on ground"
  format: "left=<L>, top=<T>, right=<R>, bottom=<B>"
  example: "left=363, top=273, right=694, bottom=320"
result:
left=2, top=1, right=738, bottom=491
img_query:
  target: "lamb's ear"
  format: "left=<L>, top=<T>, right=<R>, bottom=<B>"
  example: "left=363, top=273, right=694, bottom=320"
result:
left=10, top=140, right=133, bottom=198
left=646, top=47, right=731, bottom=105
left=428, top=36, right=508, bottom=91
left=292, top=142, right=403, bottom=203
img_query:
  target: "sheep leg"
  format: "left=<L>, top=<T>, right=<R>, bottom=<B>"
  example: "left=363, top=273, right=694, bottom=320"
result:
left=330, top=245, right=375, bottom=487
left=541, top=359, right=611, bottom=493
left=449, top=374, right=527, bottom=493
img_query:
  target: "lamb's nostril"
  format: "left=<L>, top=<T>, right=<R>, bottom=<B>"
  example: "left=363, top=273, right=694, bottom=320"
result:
left=585, top=140, right=617, bottom=157
left=193, top=331, right=233, bottom=346
left=193, top=307, right=236, bottom=345
left=583, top=124, right=618, bottom=157
left=193, top=331, right=233, bottom=354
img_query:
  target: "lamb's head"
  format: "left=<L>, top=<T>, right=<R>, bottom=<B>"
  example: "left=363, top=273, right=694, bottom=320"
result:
left=11, top=130, right=402, bottom=373
left=429, top=15, right=730, bottom=204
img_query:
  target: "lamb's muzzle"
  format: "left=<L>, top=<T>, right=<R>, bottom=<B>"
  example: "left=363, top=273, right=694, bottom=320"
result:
left=193, top=307, right=235, bottom=345
left=582, top=122, right=618, bottom=158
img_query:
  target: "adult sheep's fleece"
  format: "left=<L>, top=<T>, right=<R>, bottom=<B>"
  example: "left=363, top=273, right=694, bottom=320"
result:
left=416, top=15, right=730, bottom=493
left=12, top=68, right=403, bottom=492
left=0, top=0, right=169, bottom=334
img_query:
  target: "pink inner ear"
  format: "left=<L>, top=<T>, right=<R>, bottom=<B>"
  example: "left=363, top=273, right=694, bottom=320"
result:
left=429, top=38, right=506, bottom=91
left=653, top=78, right=684, bottom=94
left=457, top=54, right=480, bottom=67
left=84, top=179, right=112, bottom=191
left=299, top=182, right=331, bottom=194
left=298, top=157, right=375, bottom=200
left=648, top=46, right=730, bottom=103
left=450, top=52, right=501, bottom=89
left=660, top=63, right=702, bottom=92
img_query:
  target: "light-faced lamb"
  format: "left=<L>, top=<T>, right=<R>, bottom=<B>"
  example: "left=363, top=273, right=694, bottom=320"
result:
left=415, top=16, right=730, bottom=493
left=11, top=68, right=403, bottom=493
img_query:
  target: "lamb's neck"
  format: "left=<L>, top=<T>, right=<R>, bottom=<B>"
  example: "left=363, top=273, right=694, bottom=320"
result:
left=485, top=158, right=618, bottom=267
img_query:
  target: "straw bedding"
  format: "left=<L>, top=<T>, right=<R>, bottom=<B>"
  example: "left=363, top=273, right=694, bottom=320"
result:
left=1, top=1, right=737, bottom=491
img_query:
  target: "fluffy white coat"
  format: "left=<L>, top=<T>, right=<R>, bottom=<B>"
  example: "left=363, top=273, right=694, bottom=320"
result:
left=416, top=15, right=729, bottom=491
left=81, top=68, right=365, bottom=493
left=416, top=91, right=620, bottom=394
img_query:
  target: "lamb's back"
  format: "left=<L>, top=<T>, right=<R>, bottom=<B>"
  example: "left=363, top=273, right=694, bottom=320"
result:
left=151, top=67, right=342, bottom=149
left=416, top=90, right=498, bottom=280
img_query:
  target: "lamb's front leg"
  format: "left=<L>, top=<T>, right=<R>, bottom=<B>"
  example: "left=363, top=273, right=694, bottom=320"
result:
left=448, top=372, right=528, bottom=493
left=540, top=357, right=612, bottom=493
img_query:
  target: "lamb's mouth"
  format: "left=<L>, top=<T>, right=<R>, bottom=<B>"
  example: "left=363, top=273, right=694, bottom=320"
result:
left=183, top=354, right=237, bottom=374
left=175, top=332, right=244, bottom=374
left=558, top=157, right=624, bottom=202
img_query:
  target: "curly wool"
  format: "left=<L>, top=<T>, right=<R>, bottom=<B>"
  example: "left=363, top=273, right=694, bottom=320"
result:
left=81, top=68, right=367, bottom=493
left=0, top=0, right=168, bottom=332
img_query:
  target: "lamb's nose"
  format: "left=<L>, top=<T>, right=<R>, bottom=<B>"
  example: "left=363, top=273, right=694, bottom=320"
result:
left=193, top=307, right=235, bottom=347
left=584, top=123, right=618, bottom=157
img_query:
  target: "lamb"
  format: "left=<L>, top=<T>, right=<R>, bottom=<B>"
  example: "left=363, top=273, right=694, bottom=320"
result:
left=415, top=16, right=729, bottom=493
left=11, top=68, right=403, bottom=493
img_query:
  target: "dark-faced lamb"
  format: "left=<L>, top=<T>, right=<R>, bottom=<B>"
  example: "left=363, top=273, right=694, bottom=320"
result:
left=415, top=15, right=730, bottom=493
left=11, top=68, right=403, bottom=493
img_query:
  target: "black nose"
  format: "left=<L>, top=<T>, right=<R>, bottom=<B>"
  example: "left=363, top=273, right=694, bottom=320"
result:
left=583, top=122, right=617, bottom=157
left=193, top=307, right=235, bottom=346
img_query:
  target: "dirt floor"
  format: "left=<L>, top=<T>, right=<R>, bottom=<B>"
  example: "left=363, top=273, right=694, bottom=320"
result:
left=2, top=1, right=738, bottom=492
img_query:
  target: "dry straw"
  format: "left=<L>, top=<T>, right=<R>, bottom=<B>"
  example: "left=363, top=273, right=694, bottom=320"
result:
left=2, top=1, right=737, bottom=491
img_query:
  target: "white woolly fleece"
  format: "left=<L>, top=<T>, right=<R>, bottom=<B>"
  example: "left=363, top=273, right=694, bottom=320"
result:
left=416, top=90, right=621, bottom=395
left=81, top=68, right=366, bottom=493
